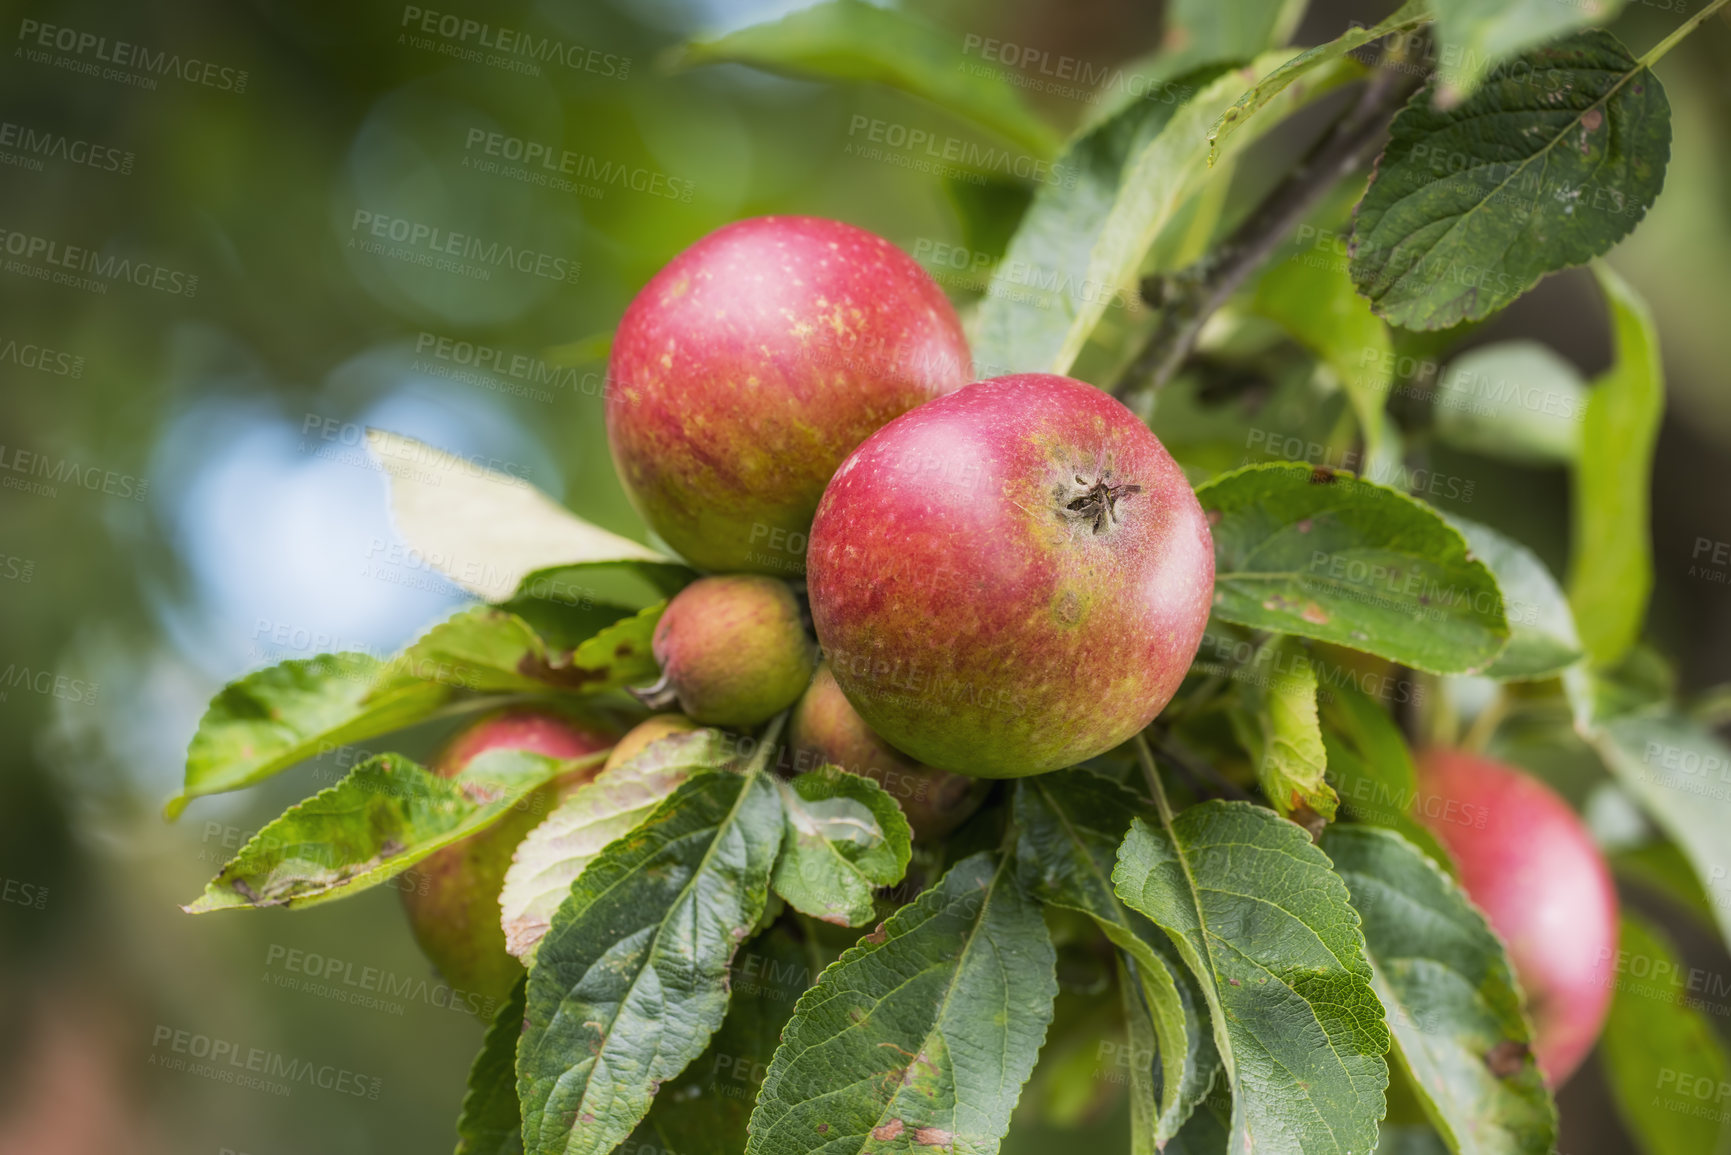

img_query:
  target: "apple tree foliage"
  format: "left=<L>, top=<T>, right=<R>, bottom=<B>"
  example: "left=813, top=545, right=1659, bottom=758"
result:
left=170, top=2, right=1731, bottom=1153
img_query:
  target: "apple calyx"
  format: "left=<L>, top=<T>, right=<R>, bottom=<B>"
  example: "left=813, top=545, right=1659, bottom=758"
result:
left=1062, top=471, right=1143, bottom=535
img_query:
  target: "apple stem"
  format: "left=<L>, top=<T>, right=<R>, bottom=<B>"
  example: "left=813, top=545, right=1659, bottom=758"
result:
left=1134, top=732, right=1176, bottom=825
left=627, top=671, right=679, bottom=710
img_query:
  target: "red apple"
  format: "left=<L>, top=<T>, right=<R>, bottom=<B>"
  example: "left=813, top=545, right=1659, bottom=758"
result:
left=1415, top=748, right=1618, bottom=1087
left=400, top=709, right=613, bottom=1007
left=807, top=373, right=1214, bottom=778
left=788, top=662, right=988, bottom=840
left=647, top=575, right=817, bottom=726
left=606, top=216, right=972, bottom=574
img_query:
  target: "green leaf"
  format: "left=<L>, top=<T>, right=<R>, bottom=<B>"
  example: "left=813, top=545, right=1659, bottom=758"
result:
left=1208, top=0, right=1431, bottom=162
left=1322, top=825, right=1557, bottom=1155
left=1611, top=840, right=1717, bottom=927
left=745, top=852, right=1057, bottom=1155
left=499, top=729, right=735, bottom=962
left=1197, top=462, right=1510, bottom=673
left=1113, top=799, right=1391, bottom=1155
left=1320, top=683, right=1454, bottom=868
left=1565, top=643, right=1676, bottom=730
left=505, top=558, right=692, bottom=615
left=1431, top=342, right=1587, bottom=466
left=772, top=768, right=912, bottom=928
left=1568, top=263, right=1663, bottom=668
left=1165, top=1090, right=1233, bottom=1155
left=1590, top=713, right=1731, bottom=955
left=397, top=608, right=573, bottom=695
left=1147, top=150, right=1240, bottom=274
left=1117, top=953, right=1163, bottom=1155
left=943, top=176, right=1034, bottom=270
left=1166, top=0, right=1308, bottom=65
left=1321, top=683, right=1416, bottom=829
left=1087, top=0, right=1300, bottom=135
left=1252, top=227, right=1396, bottom=465
left=1014, top=770, right=1220, bottom=1143
left=670, top=0, right=1059, bottom=158
left=183, top=751, right=576, bottom=913
left=968, top=63, right=1207, bottom=378
left=971, top=51, right=1362, bottom=377
left=367, top=428, right=674, bottom=604
left=539, top=331, right=611, bottom=368
left=1430, top=0, right=1627, bottom=107
left=533, top=604, right=663, bottom=692
left=456, top=975, right=528, bottom=1155
left=1350, top=31, right=1671, bottom=330
left=401, top=603, right=664, bottom=695
left=1241, top=639, right=1338, bottom=824
left=518, top=769, right=783, bottom=1155
left=1445, top=514, right=1582, bottom=680
left=489, top=598, right=638, bottom=659
left=1601, top=913, right=1731, bottom=1155
left=171, top=652, right=450, bottom=818
left=629, top=924, right=816, bottom=1155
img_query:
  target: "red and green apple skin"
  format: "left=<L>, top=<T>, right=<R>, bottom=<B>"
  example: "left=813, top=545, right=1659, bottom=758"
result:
left=807, top=373, right=1215, bottom=778
left=400, top=709, right=613, bottom=1008
left=651, top=574, right=817, bottom=727
left=606, top=215, right=971, bottom=575
left=603, top=714, right=700, bottom=772
left=1416, top=747, right=1618, bottom=1087
left=788, top=662, right=988, bottom=840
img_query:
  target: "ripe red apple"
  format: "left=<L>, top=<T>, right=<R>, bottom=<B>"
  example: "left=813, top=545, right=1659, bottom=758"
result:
left=1415, top=748, right=1618, bottom=1087
left=646, top=575, right=817, bottom=727
left=788, top=662, right=988, bottom=840
left=606, top=215, right=972, bottom=574
left=401, top=709, right=613, bottom=1007
left=807, top=373, right=1214, bottom=778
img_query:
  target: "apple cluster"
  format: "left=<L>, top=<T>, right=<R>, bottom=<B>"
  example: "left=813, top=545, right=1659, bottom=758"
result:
left=600, top=214, right=1015, bottom=834
left=397, top=217, right=1618, bottom=1093
left=400, top=216, right=1217, bottom=997
left=607, top=215, right=1215, bottom=781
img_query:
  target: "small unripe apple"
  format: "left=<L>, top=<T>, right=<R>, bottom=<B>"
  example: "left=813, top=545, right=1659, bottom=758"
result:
left=606, top=215, right=971, bottom=574
left=807, top=373, right=1214, bottom=777
left=788, top=662, right=987, bottom=840
left=1415, top=748, right=1618, bottom=1087
left=604, top=713, right=701, bottom=772
left=400, top=709, right=612, bottom=1007
left=647, top=575, right=817, bottom=727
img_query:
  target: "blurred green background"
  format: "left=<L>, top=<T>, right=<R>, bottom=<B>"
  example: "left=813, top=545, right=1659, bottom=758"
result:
left=2, top=1, right=1729, bottom=1152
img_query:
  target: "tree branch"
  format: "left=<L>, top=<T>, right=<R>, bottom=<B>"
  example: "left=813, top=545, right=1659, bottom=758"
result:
left=1112, top=63, right=1420, bottom=404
